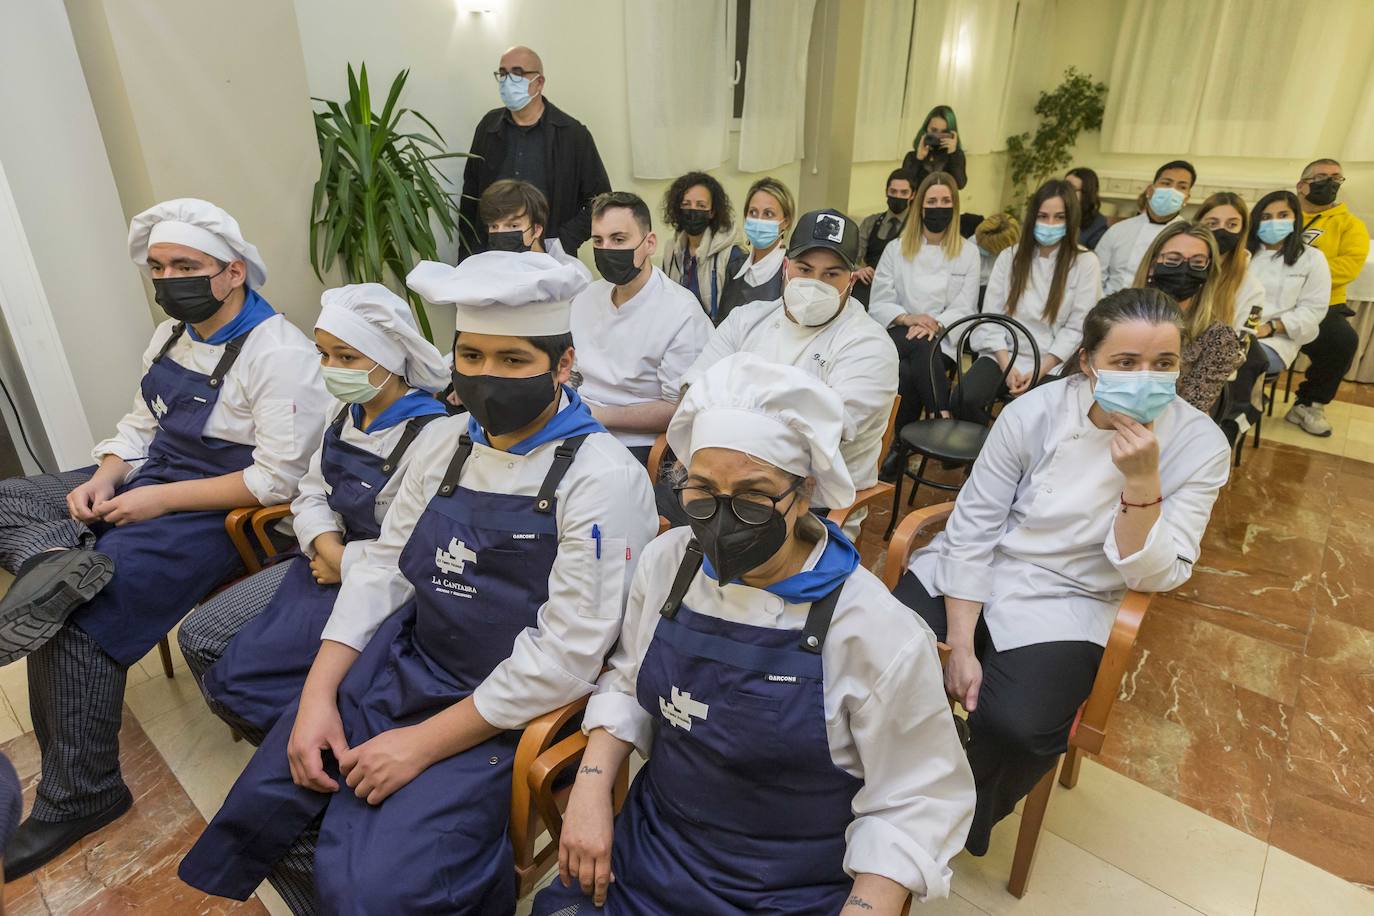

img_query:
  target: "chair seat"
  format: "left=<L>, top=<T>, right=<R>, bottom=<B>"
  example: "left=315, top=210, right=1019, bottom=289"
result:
left=898, top=419, right=989, bottom=463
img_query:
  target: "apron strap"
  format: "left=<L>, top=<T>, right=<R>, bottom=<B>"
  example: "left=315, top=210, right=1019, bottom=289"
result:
left=659, top=539, right=704, bottom=620
left=153, top=323, right=187, bottom=363
left=329, top=404, right=351, bottom=433
left=381, top=414, right=440, bottom=476
left=207, top=332, right=251, bottom=389
left=799, top=582, right=844, bottom=654
left=437, top=434, right=474, bottom=497
left=533, top=434, right=589, bottom=515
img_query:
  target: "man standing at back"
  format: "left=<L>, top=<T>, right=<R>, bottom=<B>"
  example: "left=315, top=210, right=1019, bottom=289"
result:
left=460, top=45, right=610, bottom=258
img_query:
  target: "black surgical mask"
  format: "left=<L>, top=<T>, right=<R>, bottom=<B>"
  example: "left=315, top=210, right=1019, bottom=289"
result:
left=487, top=230, right=530, bottom=252
left=1211, top=228, right=1241, bottom=257
left=887, top=196, right=911, bottom=215
left=1305, top=178, right=1339, bottom=206
left=152, top=266, right=230, bottom=324
left=922, top=206, right=954, bottom=234
left=679, top=209, right=711, bottom=236
left=689, top=506, right=791, bottom=584
left=449, top=369, right=557, bottom=438
left=1148, top=262, right=1209, bottom=302
left=594, top=244, right=644, bottom=286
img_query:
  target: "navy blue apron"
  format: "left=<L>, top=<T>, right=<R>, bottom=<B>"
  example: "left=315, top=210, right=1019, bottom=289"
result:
left=533, top=541, right=861, bottom=916
left=201, top=404, right=439, bottom=736
left=180, top=433, right=590, bottom=913
left=72, top=315, right=269, bottom=665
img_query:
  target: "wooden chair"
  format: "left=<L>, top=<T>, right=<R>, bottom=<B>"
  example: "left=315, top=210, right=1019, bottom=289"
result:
left=647, top=433, right=673, bottom=536
left=884, top=502, right=1151, bottom=898
left=248, top=503, right=293, bottom=559
left=828, top=396, right=899, bottom=534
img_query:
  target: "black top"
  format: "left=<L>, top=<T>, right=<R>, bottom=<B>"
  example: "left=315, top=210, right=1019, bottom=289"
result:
left=498, top=113, right=549, bottom=194
left=901, top=147, right=968, bottom=190
left=1080, top=212, right=1109, bottom=250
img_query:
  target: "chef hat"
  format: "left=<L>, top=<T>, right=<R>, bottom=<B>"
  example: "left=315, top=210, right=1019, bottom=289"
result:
left=406, top=251, right=589, bottom=337
left=128, top=198, right=268, bottom=288
left=668, top=353, right=856, bottom=509
left=315, top=283, right=451, bottom=393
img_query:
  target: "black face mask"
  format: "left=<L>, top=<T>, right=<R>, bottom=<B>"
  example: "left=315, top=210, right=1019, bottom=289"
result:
left=152, top=266, right=230, bottom=324
left=487, top=230, right=530, bottom=252
left=1212, top=228, right=1241, bottom=257
left=1305, top=178, right=1339, bottom=206
left=679, top=209, right=711, bottom=236
left=593, top=244, right=644, bottom=286
left=1148, top=262, right=1209, bottom=302
left=689, top=505, right=791, bottom=584
left=922, top=206, right=955, bottom=234
left=887, top=196, right=911, bottom=215
left=449, top=369, right=557, bottom=438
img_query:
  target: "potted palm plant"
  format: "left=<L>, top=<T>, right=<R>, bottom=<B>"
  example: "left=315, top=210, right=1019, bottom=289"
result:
left=310, top=63, right=467, bottom=341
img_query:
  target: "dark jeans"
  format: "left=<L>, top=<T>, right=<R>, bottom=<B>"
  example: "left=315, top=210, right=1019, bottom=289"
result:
left=947, top=356, right=1014, bottom=425
left=893, top=572, right=1102, bottom=855
left=1296, top=306, right=1358, bottom=405
left=887, top=327, right=955, bottom=430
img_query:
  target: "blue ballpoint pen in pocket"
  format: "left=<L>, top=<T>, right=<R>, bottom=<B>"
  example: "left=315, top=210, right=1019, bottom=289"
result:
left=592, top=524, right=602, bottom=559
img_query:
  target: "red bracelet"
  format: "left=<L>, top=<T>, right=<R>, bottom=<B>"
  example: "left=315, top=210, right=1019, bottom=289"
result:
left=1120, top=492, right=1163, bottom=510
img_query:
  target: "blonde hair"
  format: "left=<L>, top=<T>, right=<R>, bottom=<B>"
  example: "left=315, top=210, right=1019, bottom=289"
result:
left=975, top=212, right=1020, bottom=256
left=1194, top=192, right=1249, bottom=329
left=900, top=172, right=963, bottom=261
left=1131, top=222, right=1227, bottom=340
left=744, top=176, right=796, bottom=234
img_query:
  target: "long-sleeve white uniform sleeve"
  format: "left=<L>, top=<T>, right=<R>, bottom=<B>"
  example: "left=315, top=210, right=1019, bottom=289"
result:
left=240, top=346, right=330, bottom=505
left=91, top=325, right=169, bottom=475
left=971, top=250, right=1013, bottom=356
left=290, top=440, right=342, bottom=555
left=1095, top=220, right=1129, bottom=295
left=825, top=321, right=899, bottom=443
left=867, top=244, right=906, bottom=329
left=679, top=306, right=752, bottom=390
left=657, top=307, right=713, bottom=404
left=472, top=451, right=658, bottom=730
left=1283, top=254, right=1332, bottom=348
left=943, top=245, right=980, bottom=329
left=581, top=545, right=660, bottom=754
left=1048, top=252, right=1101, bottom=365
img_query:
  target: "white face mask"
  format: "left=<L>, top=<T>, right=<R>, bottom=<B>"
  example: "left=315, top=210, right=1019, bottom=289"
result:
left=782, top=278, right=848, bottom=328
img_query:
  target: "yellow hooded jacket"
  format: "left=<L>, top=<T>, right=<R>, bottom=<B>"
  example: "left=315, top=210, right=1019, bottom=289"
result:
left=1301, top=202, right=1370, bottom=306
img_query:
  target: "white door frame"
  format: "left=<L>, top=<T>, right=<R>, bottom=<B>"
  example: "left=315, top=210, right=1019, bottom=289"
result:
left=0, top=157, right=96, bottom=470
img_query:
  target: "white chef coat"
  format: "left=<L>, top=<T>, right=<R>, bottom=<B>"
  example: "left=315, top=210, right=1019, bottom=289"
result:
left=1236, top=246, right=1331, bottom=368
left=321, top=407, right=658, bottom=730
left=973, top=247, right=1101, bottom=374
left=289, top=395, right=451, bottom=579
left=909, top=374, right=1230, bottom=651
left=731, top=244, right=785, bottom=288
left=680, top=299, right=898, bottom=493
left=571, top=267, right=712, bottom=446
left=868, top=240, right=980, bottom=360
left=93, top=314, right=329, bottom=505
left=545, top=238, right=593, bottom=283
left=1095, top=213, right=1181, bottom=295
left=588, top=525, right=975, bottom=902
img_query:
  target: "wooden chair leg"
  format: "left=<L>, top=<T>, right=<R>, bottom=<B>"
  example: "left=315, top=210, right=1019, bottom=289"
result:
left=1008, top=763, right=1057, bottom=898
left=1059, top=745, right=1083, bottom=789
left=157, top=636, right=175, bottom=679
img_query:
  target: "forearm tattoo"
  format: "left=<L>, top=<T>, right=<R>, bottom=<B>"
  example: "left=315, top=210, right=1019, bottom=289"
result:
left=845, top=896, right=874, bottom=911
left=579, top=765, right=604, bottom=775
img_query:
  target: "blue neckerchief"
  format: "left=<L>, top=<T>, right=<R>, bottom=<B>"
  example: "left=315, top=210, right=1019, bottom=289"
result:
left=352, top=389, right=448, bottom=434
left=467, top=385, right=606, bottom=456
left=702, top=518, right=860, bottom=603
left=186, top=289, right=276, bottom=344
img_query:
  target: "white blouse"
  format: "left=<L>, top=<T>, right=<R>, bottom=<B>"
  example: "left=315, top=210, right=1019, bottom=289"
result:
left=588, top=525, right=976, bottom=902
left=1237, top=246, right=1331, bottom=368
left=731, top=244, right=786, bottom=288
left=909, top=375, right=1230, bottom=651
left=972, top=247, right=1101, bottom=374
left=867, top=239, right=981, bottom=360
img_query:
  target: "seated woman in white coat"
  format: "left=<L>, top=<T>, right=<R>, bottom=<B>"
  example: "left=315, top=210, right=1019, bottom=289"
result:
left=962, top=178, right=1101, bottom=414
left=533, top=353, right=974, bottom=916
left=893, top=288, right=1230, bottom=855
left=178, top=283, right=451, bottom=743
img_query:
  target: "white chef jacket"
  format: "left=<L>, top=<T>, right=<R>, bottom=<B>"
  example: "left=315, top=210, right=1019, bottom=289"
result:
left=289, top=395, right=450, bottom=579
left=909, top=375, right=1230, bottom=650
left=731, top=244, right=785, bottom=288
left=1236, top=246, right=1331, bottom=368
left=571, top=267, right=712, bottom=446
left=93, top=314, right=329, bottom=505
left=680, top=299, right=898, bottom=493
left=868, top=240, right=980, bottom=360
left=545, top=238, right=593, bottom=283
left=321, top=407, right=658, bottom=730
left=973, top=247, right=1101, bottom=374
left=588, top=525, right=975, bottom=902
left=1095, top=213, right=1182, bottom=295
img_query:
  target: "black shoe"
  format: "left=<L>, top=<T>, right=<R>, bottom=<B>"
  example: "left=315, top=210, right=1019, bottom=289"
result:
left=3, top=787, right=133, bottom=880
left=0, top=549, right=114, bottom=666
left=879, top=450, right=904, bottom=483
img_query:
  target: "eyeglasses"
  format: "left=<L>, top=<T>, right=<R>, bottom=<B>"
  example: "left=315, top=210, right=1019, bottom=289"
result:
left=1302, top=174, right=1345, bottom=184
left=1156, top=252, right=1210, bottom=270
left=493, top=68, right=540, bottom=82
left=674, top=479, right=803, bottom=526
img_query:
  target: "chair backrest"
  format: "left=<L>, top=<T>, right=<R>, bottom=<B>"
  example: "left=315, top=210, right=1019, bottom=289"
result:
left=876, top=395, right=900, bottom=470
left=931, top=312, right=1042, bottom=422
left=882, top=501, right=957, bottom=590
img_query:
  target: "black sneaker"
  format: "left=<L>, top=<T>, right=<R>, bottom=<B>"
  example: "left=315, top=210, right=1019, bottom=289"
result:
left=0, top=549, right=114, bottom=666
left=4, top=786, right=133, bottom=880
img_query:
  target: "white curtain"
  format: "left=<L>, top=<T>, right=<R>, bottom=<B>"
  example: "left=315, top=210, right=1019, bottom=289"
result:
left=898, top=0, right=1020, bottom=157
left=623, top=0, right=733, bottom=179
left=852, top=0, right=916, bottom=163
left=738, top=0, right=817, bottom=173
left=1345, top=75, right=1374, bottom=162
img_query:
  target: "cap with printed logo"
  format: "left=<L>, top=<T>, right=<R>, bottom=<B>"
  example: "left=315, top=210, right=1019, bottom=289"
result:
left=785, top=209, right=860, bottom=269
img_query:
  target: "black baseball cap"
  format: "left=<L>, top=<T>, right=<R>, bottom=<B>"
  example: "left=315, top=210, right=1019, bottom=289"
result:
left=786, top=209, right=860, bottom=269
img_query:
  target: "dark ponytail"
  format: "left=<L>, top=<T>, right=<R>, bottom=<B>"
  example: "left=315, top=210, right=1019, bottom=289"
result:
left=1061, top=288, right=1184, bottom=378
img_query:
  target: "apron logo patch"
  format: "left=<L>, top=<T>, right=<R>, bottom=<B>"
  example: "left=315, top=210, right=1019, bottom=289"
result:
left=151, top=395, right=169, bottom=418
left=660, top=686, right=708, bottom=731
left=435, top=537, right=477, bottom=575
left=766, top=674, right=797, bottom=683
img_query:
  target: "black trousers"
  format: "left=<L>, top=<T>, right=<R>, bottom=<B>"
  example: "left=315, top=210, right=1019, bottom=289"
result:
left=887, top=327, right=954, bottom=430
left=893, top=572, right=1102, bottom=855
left=1296, top=306, right=1358, bottom=405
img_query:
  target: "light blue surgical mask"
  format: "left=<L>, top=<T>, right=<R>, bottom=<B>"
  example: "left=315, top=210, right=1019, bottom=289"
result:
left=322, top=364, right=391, bottom=404
left=744, top=217, right=782, bottom=250
left=1033, top=221, right=1067, bottom=246
left=499, top=74, right=536, bottom=112
left=1257, top=218, right=1295, bottom=245
left=1089, top=367, right=1178, bottom=423
left=1149, top=186, right=1186, bottom=218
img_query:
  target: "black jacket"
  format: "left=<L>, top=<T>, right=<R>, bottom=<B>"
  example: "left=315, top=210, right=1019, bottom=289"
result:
left=901, top=147, right=968, bottom=190
left=458, top=98, right=610, bottom=258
